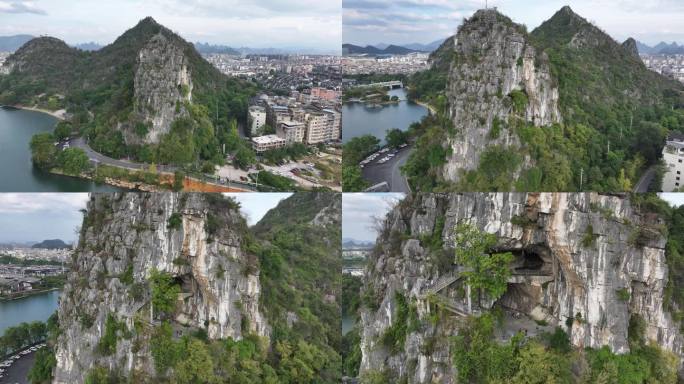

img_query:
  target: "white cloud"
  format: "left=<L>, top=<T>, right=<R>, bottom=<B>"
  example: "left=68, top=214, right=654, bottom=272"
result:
left=345, top=0, right=684, bottom=46
left=0, top=1, right=46, bottom=15
left=0, top=0, right=340, bottom=51
left=342, top=193, right=403, bottom=241
left=0, top=193, right=89, bottom=214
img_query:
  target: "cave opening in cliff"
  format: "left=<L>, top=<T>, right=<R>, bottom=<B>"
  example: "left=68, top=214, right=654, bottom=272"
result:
left=505, top=246, right=551, bottom=275
left=173, top=274, right=195, bottom=295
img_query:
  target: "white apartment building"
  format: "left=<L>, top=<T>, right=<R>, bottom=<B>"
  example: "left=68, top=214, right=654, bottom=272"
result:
left=248, top=106, right=266, bottom=136
left=305, top=112, right=330, bottom=144
left=662, top=133, right=684, bottom=191
left=251, top=134, right=286, bottom=153
left=278, top=120, right=306, bottom=144
left=323, top=109, right=341, bottom=141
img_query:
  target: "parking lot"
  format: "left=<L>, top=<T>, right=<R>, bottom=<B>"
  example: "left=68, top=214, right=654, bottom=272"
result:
left=360, top=144, right=412, bottom=193
left=0, top=343, right=46, bottom=384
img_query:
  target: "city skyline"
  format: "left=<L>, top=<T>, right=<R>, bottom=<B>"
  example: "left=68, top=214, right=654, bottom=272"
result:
left=0, top=0, right=341, bottom=54
left=343, top=0, right=684, bottom=47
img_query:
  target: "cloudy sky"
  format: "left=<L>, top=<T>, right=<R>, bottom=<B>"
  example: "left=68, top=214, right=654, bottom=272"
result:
left=0, top=0, right=341, bottom=53
left=343, top=193, right=404, bottom=242
left=226, top=192, right=292, bottom=225
left=660, top=193, right=684, bottom=207
left=343, top=0, right=684, bottom=47
left=0, top=193, right=292, bottom=244
left=0, top=193, right=88, bottom=244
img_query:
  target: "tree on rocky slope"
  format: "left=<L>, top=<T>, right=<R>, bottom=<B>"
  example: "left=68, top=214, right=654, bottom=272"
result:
left=454, top=223, right=513, bottom=306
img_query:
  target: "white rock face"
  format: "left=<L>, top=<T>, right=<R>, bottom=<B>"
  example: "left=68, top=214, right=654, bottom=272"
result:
left=130, top=33, right=193, bottom=145
left=439, top=9, right=561, bottom=182
left=53, top=193, right=268, bottom=383
left=360, top=193, right=683, bottom=383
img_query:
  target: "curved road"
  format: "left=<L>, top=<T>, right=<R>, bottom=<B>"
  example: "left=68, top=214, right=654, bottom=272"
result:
left=73, top=138, right=177, bottom=173
left=72, top=138, right=259, bottom=191
left=633, top=165, right=656, bottom=193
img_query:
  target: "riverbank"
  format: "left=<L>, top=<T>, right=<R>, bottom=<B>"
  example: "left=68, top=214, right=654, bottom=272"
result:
left=413, top=100, right=436, bottom=115
left=8, top=105, right=66, bottom=121
left=49, top=167, right=248, bottom=192
left=0, top=287, right=60, bottom=302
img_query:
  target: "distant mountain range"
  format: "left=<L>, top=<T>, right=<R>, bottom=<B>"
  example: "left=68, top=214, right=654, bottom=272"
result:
left=0, top=35, right=332, bottom=55
left=32, top=239, right=71, bottom=249
left=0, top=34, right=33, bottom=51
left=342, top=238, right=375, bottom=249
left=193, top=42, right=239, bottom=55
left=342, top=39, right=445, bottom=56
left=637, top=41, right=684, bottom=55
left=73, top=42, right=103, bottom=51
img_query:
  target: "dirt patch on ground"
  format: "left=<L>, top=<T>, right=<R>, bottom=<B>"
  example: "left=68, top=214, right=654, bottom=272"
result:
left=181, top=177, right=246, bottom=192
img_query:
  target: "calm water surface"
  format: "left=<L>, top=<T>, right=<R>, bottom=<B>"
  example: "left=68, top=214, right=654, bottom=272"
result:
left=0, top=290, right=60, bottom=335
left=0, top=108, right=121, bottom=191
left=342, top=88, right=429, bottom=144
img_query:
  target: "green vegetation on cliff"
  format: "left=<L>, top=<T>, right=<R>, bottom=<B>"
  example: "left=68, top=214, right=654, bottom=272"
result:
left=452, top=310, right=679, bottom=384
left=2, top=17, right=259, bottom=170
left=401, top=7, right=684, bottom=192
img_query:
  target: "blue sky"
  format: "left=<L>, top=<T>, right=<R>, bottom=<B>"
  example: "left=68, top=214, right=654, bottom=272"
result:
left=0, top=0, right=341, bottom=53
left=342, top=193, right=404, bottom=242
left=343, top=0, right=684, bottom=46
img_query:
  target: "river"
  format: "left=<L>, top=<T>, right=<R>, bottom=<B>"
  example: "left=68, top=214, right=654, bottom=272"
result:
left=0, top=108, right=121, bottom=192
left=342, top=88, right=429, bottom=144
left=0, top=290, right=60, bottom=335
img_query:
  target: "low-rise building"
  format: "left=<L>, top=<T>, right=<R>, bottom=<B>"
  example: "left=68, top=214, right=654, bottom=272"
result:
left=251, top=134, right=286, bottom=153
left=662, top=133, right=684, bottom=191
left=311, top=87, right=340, bottom=102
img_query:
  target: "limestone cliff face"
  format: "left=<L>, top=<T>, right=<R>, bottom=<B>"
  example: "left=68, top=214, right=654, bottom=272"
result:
left=360, top=193, right=683, bottom=383
left=53, top=193, right=267, bottom=383
left=128, top=33, right=193, bottom=145
left=439, top=9, right=561, bottom=182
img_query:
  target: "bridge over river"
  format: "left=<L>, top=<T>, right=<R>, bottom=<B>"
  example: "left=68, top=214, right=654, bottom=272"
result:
left=355, top=80, right=403, bottom=89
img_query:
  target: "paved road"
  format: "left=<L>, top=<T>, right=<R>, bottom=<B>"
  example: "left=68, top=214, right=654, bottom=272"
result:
left=72, top=138, right=259, bottom=191
left=633, top=165, right=656, bottom=193
left=361, top=145, right=412, bottom=193
left=73, top=138, right=177, bottom=173
left=1, top=351, right=35, bottom=384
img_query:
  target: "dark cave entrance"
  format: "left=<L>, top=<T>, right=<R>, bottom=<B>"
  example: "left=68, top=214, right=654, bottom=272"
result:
left=503, top=245, right=552, bottom=275
left=513, top=250, right=544, bottom=272
left=174, top=274, right=195, bottom=295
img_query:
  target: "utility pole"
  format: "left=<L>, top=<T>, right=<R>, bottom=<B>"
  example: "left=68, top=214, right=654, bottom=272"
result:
left=579, top=168, right=583, bottom=191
